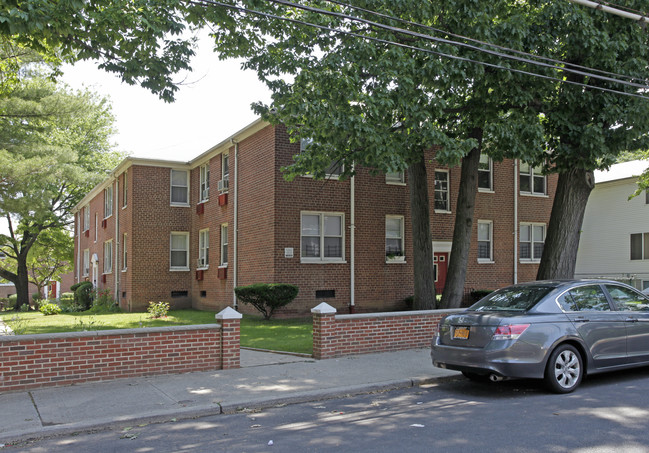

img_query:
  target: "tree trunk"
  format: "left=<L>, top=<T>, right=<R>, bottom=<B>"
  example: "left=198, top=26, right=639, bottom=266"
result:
left=408, top=154, right=436, bottom=310
left=537, top=168, right=594, bottom=280
left=14, top=261, right=30, bottom=310
left=440, top=142, right=482, bottom=309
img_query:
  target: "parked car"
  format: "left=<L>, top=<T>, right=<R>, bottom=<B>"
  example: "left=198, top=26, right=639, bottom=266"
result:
left=431, top=280, right=649, bottom=393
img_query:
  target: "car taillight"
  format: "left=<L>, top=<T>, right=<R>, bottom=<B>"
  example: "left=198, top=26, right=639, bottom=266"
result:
left=492, top=324, right=530, bottom=340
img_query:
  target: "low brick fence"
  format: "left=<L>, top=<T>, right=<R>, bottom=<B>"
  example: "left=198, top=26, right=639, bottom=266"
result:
left=311, top=303, right=463, bottom=359
left=0, top=308, right=242, bottom=393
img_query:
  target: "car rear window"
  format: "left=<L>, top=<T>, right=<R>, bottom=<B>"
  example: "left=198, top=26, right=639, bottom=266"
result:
left=471, top=286, right=553, bottom=312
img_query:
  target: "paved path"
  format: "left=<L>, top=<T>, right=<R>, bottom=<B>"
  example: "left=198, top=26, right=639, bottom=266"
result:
left=0, top=348, right=459, bottom=444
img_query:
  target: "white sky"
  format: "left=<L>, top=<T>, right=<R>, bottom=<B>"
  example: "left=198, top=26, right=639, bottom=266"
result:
left=60, top=35, right=271, bottom=162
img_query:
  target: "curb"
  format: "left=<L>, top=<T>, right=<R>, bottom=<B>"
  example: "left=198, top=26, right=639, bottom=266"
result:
left=0, top=373, right=461, bottom=445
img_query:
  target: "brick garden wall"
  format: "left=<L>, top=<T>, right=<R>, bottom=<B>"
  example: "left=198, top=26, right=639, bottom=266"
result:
left=312, top=304, right=464, bottom=359
left=0, top=322, right=240, bottom=394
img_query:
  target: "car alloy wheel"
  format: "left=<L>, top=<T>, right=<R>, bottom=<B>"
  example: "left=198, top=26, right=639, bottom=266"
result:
left=545, top=344, right=583, bottom=393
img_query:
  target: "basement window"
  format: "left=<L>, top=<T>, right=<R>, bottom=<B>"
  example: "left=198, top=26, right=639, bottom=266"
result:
left=171, top=290, right=188, bottom=298
left=316, top=290, right=336, bottom=298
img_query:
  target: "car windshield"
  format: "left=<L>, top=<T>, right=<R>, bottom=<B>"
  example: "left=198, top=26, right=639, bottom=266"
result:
left=471, top=286, right=553, bottom=312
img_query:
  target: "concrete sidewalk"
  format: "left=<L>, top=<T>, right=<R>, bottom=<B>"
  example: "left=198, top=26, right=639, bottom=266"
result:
left=0, top=348, right=459, bottom=444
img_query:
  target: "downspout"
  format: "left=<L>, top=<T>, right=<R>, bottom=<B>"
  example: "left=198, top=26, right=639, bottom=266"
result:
left=513, top=159, right=518, bottom=284
left=231, top=139, right=239, bottom=309
left=114, top=177, right=119, bottom=300
left=76, top=212, right=81, bottom=283
left=349, top=167, right=356, bottom=313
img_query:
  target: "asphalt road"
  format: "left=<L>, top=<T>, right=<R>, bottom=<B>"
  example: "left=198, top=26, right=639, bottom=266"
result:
left=6, top=367, right=649, bottom=452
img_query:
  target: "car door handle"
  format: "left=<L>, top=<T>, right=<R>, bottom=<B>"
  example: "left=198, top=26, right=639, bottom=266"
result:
left=574, top=317, right=589, bottom=322
left=625, top=317, right=638, bottom=323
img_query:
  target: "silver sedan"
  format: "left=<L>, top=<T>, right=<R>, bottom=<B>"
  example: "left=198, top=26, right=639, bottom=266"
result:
left=431, top=280, right=649, bottom=393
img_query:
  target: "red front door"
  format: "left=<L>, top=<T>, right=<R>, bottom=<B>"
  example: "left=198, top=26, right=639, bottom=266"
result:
left=434, top=252, right=449, bottom=294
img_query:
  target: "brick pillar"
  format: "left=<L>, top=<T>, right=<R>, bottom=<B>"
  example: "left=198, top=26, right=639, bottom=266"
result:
left=311, top=303, right=337, bottom=360
left=216, top=307, right=242, bottom=369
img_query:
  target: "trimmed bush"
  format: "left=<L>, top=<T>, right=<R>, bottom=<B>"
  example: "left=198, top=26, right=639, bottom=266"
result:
left=235, top=283, right=299, bottom=320
left=39, top=303, right=62, bottom=315
left=73, top=281, right=94, bottom=310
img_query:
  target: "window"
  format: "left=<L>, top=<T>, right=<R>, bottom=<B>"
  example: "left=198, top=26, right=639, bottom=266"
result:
left=122, top=233, right=127, bottom=270
left=630, top=233, right=649, bottom=260
left=103, top=240, right=113, bottom=274
left=83, top=206, right=90, bottom=231
left=385, top=216, right=404, bottom=260
left=104, top=186, right=113, bottom=218
left=386, top=171, right=405, bottom=184
left=222, top=153, right=229, bottom=180
left=520, top=223, right=545, bottom=261
left=123, top=171, right=128, bottom=207
left=170, top=232, right=189, bottom=270
left=478, top=154, right=493, bottom=191
left=301, top=212, right=344, bottom=261
left=563, top=285, right=610, bottom=312
left=520, top=162, right=546, bottom=195
left=477, top=220, right=493, bottom=262
left=200, top=164, right=210, bottom=202
left=220, top=225, right=228, bottom=266
left=94, top=214, right=98, bottom=242
left=300, top=138, right=342, bottom=177
left=605, top=284, right=649, bottom=311
left=434, top=170, right=450, bottom=212
left=199, top=229, right=209, bottom=268
left=83, top=249, right=90, bottom=276
left=170, top=169, right=189, bottom=205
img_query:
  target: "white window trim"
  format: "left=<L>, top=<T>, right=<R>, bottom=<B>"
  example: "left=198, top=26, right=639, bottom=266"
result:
left=477, top=220, right=494, bottom=264
left=122, top=233, right=128, bottom=271
left=170, top=169, right=190, bottom=207
left=122, top=171, right=128, bottom=209
left=200, top=164, right=210, bottom=202
left=103, top=240, right=113, bottom=274
left=170, top=232, right=190, bottom=271
left=478, top=155, right=494, bottom=193
left=83, top=206, right=90, bottom=231
left=520, top=162, right=547, bottom=196
left=520, top=222, right=545, bottom=263
left=220, top=224, right=228, bottom=267
left=385, top=215, right=406, bottom=263
left=386, top=172, right=406, bottom=185
left=83, top=249, right=90, bottom=277
left=434, top=169, right=451, bottom=213
left=199, top=228, right=210, bottom=269
left=300, top=211, right=346, bottom=263
left=104, top=186, right=113, bottom=219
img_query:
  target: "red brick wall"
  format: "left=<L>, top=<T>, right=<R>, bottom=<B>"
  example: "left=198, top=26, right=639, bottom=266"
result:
left=0, top=323, right=239, bottom=393
left=312, top=309, right=463, bottom=359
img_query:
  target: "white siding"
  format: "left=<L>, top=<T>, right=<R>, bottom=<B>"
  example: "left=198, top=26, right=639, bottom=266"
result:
left=575, top=177, right=649, bottom=285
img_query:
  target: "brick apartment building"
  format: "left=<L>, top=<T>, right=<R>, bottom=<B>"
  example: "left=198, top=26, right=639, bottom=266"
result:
left=72, top=119, right=556, bottom=315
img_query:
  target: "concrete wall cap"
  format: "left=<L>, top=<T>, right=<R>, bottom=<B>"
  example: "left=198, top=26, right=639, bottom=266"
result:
left=216, top=306, right=243, bottom=320
left=311, top=302, right=337, bottom=314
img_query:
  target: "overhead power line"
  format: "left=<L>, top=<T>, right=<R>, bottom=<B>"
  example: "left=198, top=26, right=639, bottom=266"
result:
left=187, top=0, right=649, bottom=100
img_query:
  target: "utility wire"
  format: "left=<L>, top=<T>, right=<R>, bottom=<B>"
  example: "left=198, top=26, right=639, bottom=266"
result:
left=187, top=0, right=649, bottom=100
left=323, top=0, right=647, bottom=84
left=266, top=0, right=649, bottom=90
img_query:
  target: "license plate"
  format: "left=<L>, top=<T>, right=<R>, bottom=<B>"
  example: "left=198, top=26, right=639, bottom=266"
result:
left=453, top=327, right=470, bottom=340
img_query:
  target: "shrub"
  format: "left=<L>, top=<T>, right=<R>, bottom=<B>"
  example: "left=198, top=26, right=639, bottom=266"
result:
left=235, top=283, right=299, bottom=320
left=60, top=292, right=74, bottom=302
left=39, top=303, right=62, bottom=315
left=89, top=289, right=120, bottom=313
left=8, top=294, right=17, bottom=308
left=73, top=281, right=94, bottom=310
left=19, top=303, right=30, bottom=312
left=147, top=301, right=170, bottom=318
left=470, top=289, right=494, bottom=303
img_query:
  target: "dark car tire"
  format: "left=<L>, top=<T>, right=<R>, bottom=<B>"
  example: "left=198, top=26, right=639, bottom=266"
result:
left=544, top=344, right=583, bottom=394
left=462, top=371, right=491, bottom=383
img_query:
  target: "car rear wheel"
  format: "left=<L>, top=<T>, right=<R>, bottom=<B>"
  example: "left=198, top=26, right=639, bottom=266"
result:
left=545, top=344, right=583, bottom=393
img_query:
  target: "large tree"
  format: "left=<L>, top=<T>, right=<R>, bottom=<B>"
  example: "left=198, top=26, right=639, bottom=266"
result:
left=0, top=68, right=120, bottom=309
left=529, top=2, right=649, bottom=279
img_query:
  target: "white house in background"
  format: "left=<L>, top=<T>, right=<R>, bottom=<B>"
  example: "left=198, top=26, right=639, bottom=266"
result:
left=575, top=160, right=649, bottom=290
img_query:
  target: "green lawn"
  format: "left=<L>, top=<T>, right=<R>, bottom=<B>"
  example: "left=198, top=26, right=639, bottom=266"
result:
left=0, top=310, right=313, bottom=354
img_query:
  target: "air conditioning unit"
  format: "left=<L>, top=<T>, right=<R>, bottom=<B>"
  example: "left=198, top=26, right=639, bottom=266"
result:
left=202, top=188, right=209, bottom=200
left=196, top=270, right=204, bottom=281
left=196, top=203, right=204, bottom=214
left=217, top=178, right=229, bottom=193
